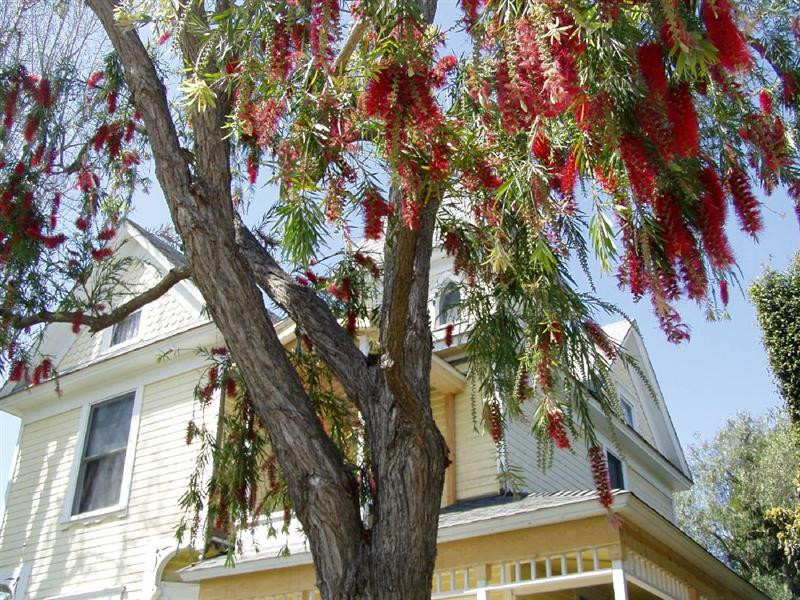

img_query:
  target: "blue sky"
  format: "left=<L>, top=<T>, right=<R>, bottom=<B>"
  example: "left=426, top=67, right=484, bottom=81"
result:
left=1, top=3, right=797, bottom=510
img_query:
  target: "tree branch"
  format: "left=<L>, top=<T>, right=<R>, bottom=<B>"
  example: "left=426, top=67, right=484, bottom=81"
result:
left=379, top=184, right=442, bottom=424
left=4, top=264, right=192, bottom=331
left=333, top=18, right=369, bottom=73
left=234, top=220, right=376, bottom=416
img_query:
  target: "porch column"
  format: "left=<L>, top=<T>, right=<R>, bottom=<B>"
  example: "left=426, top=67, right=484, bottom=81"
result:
left=611, top=559, right=629, bottom=600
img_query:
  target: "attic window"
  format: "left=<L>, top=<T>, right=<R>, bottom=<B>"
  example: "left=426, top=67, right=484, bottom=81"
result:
left=110, top=311, right=141, bottom=346
left=620, top=397, right=635, bottom=428
left=72, top=393, right=135, bottom=515
left=437, top=284, right=461, bottom=326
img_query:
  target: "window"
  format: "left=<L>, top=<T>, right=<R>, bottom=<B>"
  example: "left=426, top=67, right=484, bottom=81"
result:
left=437, top=284, right=461, bottom=326
left=72, top=392, right=135, bottom=515
left=606, top=450, right=625, bottom=489
left=110, top=311, right=141, bottom=346
left=620, top=397, right=635, bottom=428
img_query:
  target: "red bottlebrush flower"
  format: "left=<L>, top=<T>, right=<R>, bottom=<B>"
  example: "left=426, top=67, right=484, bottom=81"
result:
left=309, top=0, right=340, bottom=69
left=345, top=312, right=357, bottom=335
left=666, top=83, right=700, bottom=158
left=619, top=134, right=658, bottom=204
left=87, top=71, right=104, bottom=88
left=637, top=43, right=668, bottom=98
left=76, top=167, right=96, bottom=192
left=121, top=151, right=140, bottom=169
left=531, top=132, right=551, bottom=163
left=444, top=323, right=454, bottom=347
left=488, top=400, right=503, bottom=444
left=701, top=0, right=752, bottom=73
left=9, top=360, right=27, bottom=382
left=3, top=86, right=19, bottom=130
left=98, top=227, right=117, bottom=241
left=124, top=120, right=136, bottom=143
left=270, top=22, right=292, bottom=79
left=211, top=346, right=228, bottom=356
left=727, top=169, right=762, bottom=236
left=91, top=246, right=114, bottom=261
left=75, top=215, right=91, bottom=231
left=636, top=102, right=674, bottom=163
left=560, top=151, right=579, bottom=197
left=759, top=90, right=773, bottom=115
left=93, top=123, right=110, bottom=152
left=41, top=234, right=66, bottom=249
left=295, top=275, right=310, bottom=287
left=23, top=114, right=39, bottom=143
left=32, top=358, right=52, bottom=385
left=432, top=55, right=458, bottom=88
left=584, top=320, right=617, bottom=359
left=225, top=377, right=237, bottom=398
left=460, top=0, right=481, bottom=26
left=246, top=153, right=258, bottom=185
left=158, top=30, right=172, bottom=45
left=207, top=366, right=219, bottom=387
left=31, top=143, right=46, bottom=168
left=35, top=78, right=53, bottom=108
left=71, top=313, right=83, bottom=334
left=362, top=189, right=393, bottom=241
left=106, top=91, right=118, bottom=115
left=324, top=178, right=344, bottom=223
left=782, top=71, right=798, bottom=105
left=588, top=445, right=613, bottom=508
left=719, top=279, right=729, bottom=306
left=698, top=166, right=734, bottom=270
left=546, top=411, right=571, bottom=449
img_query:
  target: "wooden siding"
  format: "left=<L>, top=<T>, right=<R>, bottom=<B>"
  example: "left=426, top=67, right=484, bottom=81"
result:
left=626, top=466, right=674, bottom=522
left=0, top=370, right=210, bottom=598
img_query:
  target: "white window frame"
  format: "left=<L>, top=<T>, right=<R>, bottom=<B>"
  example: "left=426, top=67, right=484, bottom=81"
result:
left=101, top=309, right=144, bottom=353
left=0, top=565, right=30, bottom=599
left=60, top=386, right=143, bottom=528
left=605, top=447, right=627, bottom=490
left=616, top=386, right=636, bottom=430
left=436, top=282, right=462, bottom=327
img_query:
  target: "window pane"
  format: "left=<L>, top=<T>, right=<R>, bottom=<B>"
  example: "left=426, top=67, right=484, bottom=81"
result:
left=74, top=452, right=126, bottom=513
left=438, top=287, right=461, bottom=325
left=84, top=394, right=134, bottom=457
left=607, top=452, right=624, bottom=489
left=110, top=311, right=141, bottom=346
left=621, top=399, right=634, bottom=427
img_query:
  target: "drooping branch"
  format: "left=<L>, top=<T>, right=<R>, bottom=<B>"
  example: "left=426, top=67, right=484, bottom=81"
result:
left=235, top=220, right=376, bottom=416
left=3, top=264, right=192, bottom=332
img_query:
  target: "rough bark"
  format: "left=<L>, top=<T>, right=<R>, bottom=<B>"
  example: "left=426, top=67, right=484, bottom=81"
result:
left=85, top=0, right=445, bottom=597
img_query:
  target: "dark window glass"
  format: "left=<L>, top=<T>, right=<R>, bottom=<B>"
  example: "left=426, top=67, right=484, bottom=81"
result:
left=110, top=311, right=141, bottom=346
left=607, top=451, right=625, bottom=489
left=72, top=393, right=134, bottom=515
left=437, top=285, right=461, bottom=326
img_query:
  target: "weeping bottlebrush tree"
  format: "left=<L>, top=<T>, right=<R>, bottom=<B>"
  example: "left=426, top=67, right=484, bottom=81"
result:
left=1, top=0, right=799, bottom=597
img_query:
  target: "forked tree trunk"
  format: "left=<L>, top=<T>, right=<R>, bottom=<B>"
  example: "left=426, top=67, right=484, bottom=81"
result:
left=86, top=0, right=445, bottom=596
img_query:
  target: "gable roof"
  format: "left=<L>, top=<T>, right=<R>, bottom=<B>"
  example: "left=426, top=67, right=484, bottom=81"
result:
left=0, top=220, right=207, bottom=399
left=604, top=320, right=691, bottom=479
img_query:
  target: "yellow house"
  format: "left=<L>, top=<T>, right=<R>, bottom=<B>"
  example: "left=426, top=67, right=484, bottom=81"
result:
left=0, top=222, right=769, bottom=600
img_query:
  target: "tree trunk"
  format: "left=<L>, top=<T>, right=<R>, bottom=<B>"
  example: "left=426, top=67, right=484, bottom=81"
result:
left=86, top=0, right=446, bottom=596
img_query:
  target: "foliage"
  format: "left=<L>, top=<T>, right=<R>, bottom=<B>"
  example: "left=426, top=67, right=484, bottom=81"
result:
left=2, top=0, right=800, bottom=594
left=676, top=411, right=800, bottom=600
left=751, top=252, right=800, bottom=425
